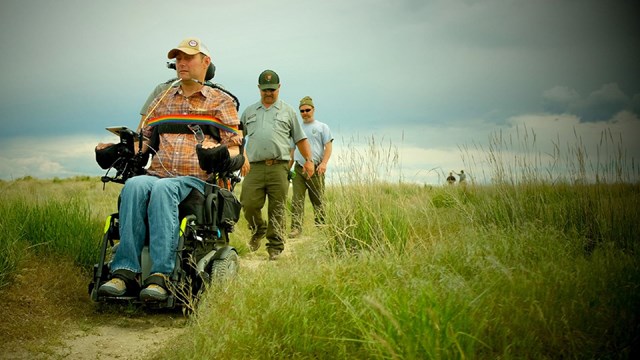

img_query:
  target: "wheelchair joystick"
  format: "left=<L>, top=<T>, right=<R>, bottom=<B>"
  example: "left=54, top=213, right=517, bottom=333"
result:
left=97, top=126, right=148, bottom=185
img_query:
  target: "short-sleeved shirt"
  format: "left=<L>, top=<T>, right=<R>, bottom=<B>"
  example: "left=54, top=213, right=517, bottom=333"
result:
left=293, top=120, right=333, bottom=165
left=241, top=99, right=306, bottom=162
left=142, top=86, right=242, bottom=180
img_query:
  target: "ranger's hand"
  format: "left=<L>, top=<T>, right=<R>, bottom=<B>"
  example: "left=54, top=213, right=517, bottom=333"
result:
left=303, top=160, right=315, bottom=179
left=241, top=157, right=250, bottom=177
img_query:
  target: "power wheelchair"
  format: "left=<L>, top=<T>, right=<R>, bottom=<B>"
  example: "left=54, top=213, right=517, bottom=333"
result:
left=88, top=124, right=244, bottom=310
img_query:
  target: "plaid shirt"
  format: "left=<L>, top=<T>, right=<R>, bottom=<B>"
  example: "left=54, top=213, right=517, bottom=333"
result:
left=142, top=86, right=242, bottom=180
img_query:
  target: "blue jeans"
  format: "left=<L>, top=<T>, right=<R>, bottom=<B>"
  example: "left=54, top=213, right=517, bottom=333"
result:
left=110, top=175, right=205, bottom=277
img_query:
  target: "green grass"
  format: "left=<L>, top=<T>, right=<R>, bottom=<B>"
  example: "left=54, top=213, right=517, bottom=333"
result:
left=0, top=212, right=26, bottom=290
left=156, top=181, right=637, bottom=359
left=0, top=178, right=117, bottom=286
left=1, top=129, right=639, bottom=359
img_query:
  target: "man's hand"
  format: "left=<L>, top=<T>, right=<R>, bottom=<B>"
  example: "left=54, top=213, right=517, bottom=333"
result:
left=200, top=141, right=219, bottom=150
left=241, top=157, right=250, bottom=177
left=316, top=162, right=327, bottom=175
left=302, top=160, right=315, bottom=179
left=96, top=142, right=115, bottom=151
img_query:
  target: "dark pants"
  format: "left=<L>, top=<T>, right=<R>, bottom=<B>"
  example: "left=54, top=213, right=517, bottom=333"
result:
left=291, top=163, right=325, bottom=231
left=240, top=161, right=289, bottom=252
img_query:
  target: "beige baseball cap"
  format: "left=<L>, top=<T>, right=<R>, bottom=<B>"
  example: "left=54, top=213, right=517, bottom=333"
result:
left=167, top=37, right=211, bottom=59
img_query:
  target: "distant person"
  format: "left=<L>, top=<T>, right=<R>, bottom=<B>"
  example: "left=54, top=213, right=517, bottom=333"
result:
left=240, top=70, right=314, bottom=260
left=96, top=37, right=243, bottom=300
left=446, top=171, right=456, bottom=185
left=288, top=96, right=333, bottom=238
left=456, top=170, right=467, bottom=184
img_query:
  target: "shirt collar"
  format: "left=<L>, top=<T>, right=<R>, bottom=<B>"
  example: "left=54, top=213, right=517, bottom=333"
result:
left=200, top=85, right=217, bottom=98
left=258, top=98, right=282, bottom=110
left=174, top=84, right=211, bottom=97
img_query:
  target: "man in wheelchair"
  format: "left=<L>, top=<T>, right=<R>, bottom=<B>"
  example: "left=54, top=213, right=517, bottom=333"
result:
left=93, top=37, right=243, bottom=304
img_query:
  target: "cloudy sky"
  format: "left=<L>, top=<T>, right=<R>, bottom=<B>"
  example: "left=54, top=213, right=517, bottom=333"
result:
left=1, top=0, right=639, bottom=184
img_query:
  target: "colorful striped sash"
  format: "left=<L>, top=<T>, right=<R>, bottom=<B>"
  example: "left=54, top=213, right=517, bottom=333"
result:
left=145, top=114, right=239, bottom=135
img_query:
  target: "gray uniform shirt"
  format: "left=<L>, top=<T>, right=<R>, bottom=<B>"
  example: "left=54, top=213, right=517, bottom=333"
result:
left=241, top=99, right=307, bottom=162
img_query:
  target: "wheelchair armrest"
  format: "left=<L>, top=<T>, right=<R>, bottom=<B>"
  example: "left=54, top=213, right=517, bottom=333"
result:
left=196, top=144, right=231, bottom=174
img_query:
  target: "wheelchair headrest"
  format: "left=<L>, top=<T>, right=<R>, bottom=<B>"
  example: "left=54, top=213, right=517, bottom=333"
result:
left=205, top=63, right=216, bottom=81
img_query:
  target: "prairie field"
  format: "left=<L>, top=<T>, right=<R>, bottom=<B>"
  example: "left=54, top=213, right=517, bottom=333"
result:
left=0, top=133, right=639, bottom=359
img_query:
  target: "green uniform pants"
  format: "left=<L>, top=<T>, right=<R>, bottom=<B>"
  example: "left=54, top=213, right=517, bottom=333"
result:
left=291, top=163, right=325, bottom=232
left=240, top=161, right=289, bottom=252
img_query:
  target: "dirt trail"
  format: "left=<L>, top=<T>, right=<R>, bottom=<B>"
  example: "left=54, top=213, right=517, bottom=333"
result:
left=50, top=318, right=186, bottom=360
left=2, top=316, right=186, bottom=360
left=1, top=238, right=307, bottom=360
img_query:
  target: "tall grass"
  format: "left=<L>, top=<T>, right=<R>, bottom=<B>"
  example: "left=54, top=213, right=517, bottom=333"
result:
left=458, top=126, right=640, bottom=251
left=10, top=198, right=104, bottom=265
left=460, top=126, right=639, bottom=185
left=0, top=178, right=117, bottom=287
left=165, top=217, right=638, bottom=358
left=466, top=182, right=640, bottom=252
left=0, top=209, right=26, bottom=290
left=2, top=129, right=638, bottom=358
left=158, top=129, right=639, bottom=359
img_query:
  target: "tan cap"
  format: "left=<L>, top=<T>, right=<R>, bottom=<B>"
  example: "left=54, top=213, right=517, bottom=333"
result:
left=167, top=37, right=211, bottom=59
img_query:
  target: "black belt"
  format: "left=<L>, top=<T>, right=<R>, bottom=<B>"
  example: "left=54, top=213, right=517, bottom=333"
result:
left=296, top=161, right=319, bottom=168
left=251, top=159, right=287, bottom=166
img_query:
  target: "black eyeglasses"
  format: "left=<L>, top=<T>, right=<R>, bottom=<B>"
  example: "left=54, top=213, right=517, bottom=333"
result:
left=300, top=109, right=312, bottom=113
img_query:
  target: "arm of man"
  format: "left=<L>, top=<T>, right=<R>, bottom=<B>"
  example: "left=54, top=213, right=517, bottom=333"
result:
left=227, top=145, right=240, bottom=157
left=239, top=112, right=250, bottom=177
left=296, top=138, right=315, bottom=178
left=317, top=140, right=333, bottom=175
left=240, top=149, right=250, bottom=176
left=288, top=147, right=295, bottom=170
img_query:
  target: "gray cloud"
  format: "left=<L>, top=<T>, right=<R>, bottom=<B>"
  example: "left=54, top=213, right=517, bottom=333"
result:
left=632, top=94, right=640, bottom=115
left=542, top=83, right=636, bottom=122
left=1, top=0, right=640, bottom=181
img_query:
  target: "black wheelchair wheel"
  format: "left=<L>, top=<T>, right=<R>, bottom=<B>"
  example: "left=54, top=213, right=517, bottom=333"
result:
left=209, top=250, right=239, bottom=283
